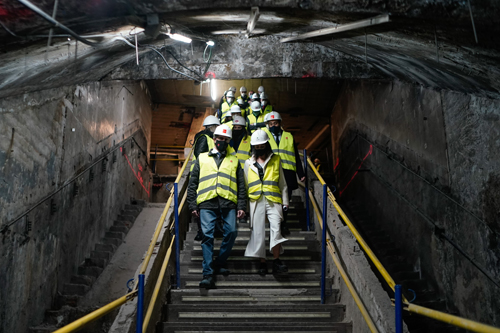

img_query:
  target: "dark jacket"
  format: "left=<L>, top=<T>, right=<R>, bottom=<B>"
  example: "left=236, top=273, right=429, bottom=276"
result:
left=193, top=129, right=213, bottom=159
left=188, top=149, right=247, bottom=212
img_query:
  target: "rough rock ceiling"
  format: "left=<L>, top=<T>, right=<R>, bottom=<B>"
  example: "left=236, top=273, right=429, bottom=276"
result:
left=0, top=1, right=499, bottom=98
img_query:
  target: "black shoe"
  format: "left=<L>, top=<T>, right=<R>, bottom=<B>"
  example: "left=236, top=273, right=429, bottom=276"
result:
left=281, top=225, right=291, bottom=236
left=258, top=262, right=268, bottom=276
left=199, top=275, right=215, bottom=289
left=272, top=259, right=288, bottom=274
left=194, top=230, right=203, bottom=242
left=213, top=261, right=230, bottom=276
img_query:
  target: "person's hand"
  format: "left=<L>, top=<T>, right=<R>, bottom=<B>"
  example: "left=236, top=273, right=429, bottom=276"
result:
left=192, top=210, right=200, bottom=218
left=237, top=210, right=245, bottom=218
left=300, top=176, right=306, bottom=182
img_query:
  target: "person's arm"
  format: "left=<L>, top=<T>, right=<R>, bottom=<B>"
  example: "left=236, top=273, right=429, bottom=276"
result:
left=279, top=160, right=289, bottom=206
left=236, top=163, right=247, bottom=213
left=187, top=158, right=201, bottom=213
left=294, top=143, right=305, bottom=180
left=194, top=135, right=209, bottom=158
left=255, top=122, right=266, bottom=128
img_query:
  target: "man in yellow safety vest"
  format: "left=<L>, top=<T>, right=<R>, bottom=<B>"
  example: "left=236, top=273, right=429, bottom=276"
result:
left=263, top=111, right=305, bottom=236
left=220, top=91, right=237, bottom=124
left=187, top=124, right=247, bottom=289
left=246, top=101, right=271, bottom=134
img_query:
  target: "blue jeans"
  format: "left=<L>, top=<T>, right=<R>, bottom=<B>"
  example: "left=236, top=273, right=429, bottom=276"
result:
left=199, top=208, right=238, bottom=276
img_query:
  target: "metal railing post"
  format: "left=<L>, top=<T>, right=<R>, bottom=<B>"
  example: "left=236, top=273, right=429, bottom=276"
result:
left=321, top=184, right=327, bottom=304
left=304, top=149, right=310, bottom=231
left=136, top=274, right=145, bottom=333
left=395, top=284, right=403, bottom=333
left=174, top=182, right=181, bottom=289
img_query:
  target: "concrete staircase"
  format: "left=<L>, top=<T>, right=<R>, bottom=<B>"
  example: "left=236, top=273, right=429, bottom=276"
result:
left=160, top=197, right=352, bottom=333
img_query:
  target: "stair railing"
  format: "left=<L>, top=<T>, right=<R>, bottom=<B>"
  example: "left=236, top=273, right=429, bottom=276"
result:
left=302, top=154, right=500, bottom=333
left=52, top=148, right=193, bottom=333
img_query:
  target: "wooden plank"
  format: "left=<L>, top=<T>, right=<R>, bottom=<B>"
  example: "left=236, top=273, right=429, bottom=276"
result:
left=185, top=107, right=214, bottom=147
left=304, top=124, right=330, bottom=150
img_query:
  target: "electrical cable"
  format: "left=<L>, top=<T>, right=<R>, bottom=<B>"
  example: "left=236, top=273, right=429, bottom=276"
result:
left=163, top=48, right=205, bottom=80
left=0, top=19, right=21, bottom=37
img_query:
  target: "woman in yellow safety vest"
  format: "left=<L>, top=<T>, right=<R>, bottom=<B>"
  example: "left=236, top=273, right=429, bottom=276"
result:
left=231, top=115, right=251, bottom=168
left=243, top=129, right=289, bottom=275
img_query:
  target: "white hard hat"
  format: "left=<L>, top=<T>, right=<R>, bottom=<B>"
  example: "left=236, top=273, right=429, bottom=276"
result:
left=240, top=86, right=247, bottom=92
left=264, top=111, right=282, bottom=122
left=250, top=101, right=261, bottom=111
left=230, top=105, right=242, bottom=114
left=214, top=124, right=232, bottom=138
left=237, top=98, right=244, bottom=104
left=260, top=92, right=268, bottom=100
left=229, top=86, right=237, bottom=93
left=203, top=115, right=221, bottom=127
left=251, top=93, right=260, bottom=100
left=232, top=115, right=246, bottom=126
left=258, top=86, right=265, bottom=93
left=226, top=91, right=235, bottom=98
left=251, top=129, right=269, bottom=145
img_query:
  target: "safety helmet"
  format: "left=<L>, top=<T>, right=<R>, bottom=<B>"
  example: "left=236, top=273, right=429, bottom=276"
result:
left=229, top=86, right=237, bottom=93
left=251, top=93, right=260, bottom=100
left=237, top=98, right=244, bottom=105
left=226, top=91, right=235, bottom=98
left=240, top=86, right=247, bottom=93
left=260, top=92, right=268, bottom=100
left=230, top=105, right=242, bottom=114
left=250, top=101, right=261, bottom=111
left=251, top=129, right=269, bottom=145
left=258, top=86, right=265, bottom=94
left=232, top=115, right=246, bottom=126
left=203, top=115, right=221, bottom=127
left=213, top=124, right=232, bottom=138
left=264, top=111, right=282, bottom=123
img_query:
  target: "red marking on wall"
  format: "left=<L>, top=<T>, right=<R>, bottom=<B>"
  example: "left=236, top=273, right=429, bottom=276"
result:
left=123, top=152, right=150, bottom=197
left=339, top=145, right=372, bottom=197
left=334, top=157, right=340, bottom=171
left=205, top=71, right=216, bottom=79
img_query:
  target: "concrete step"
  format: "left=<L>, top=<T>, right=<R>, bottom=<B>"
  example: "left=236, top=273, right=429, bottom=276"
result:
left=114, top=220, right=133, bottom=228
left=84, top=257, right=107, bottom=268
left=116, top=214, right=133, bottom=223
left=191, top=245, right=311, bottom=251
left=181, top=261, right=322, bottom=275
left=161, top=321, right=352, bottom=333
left=125, top=203, right=143, bottom=212
left=182, top=279, right=323, bottom=289
left=169, top=288, right=338, bottom=304
left=122, top=208, right=140, bottom=218
left=70, top=275, right=95, bottom=286
left=185, top=254, right=314, bottom=263
left=101, top=237, right=122, bottom=247
left=78, top=265, right=103, bottom=278
left=105, top=231, right=125, bottom=240
left=91, top=250, right=112, bottom=261
left=62, top=283, right=90, bottom=296
left=187, top=249, right=321, bottom=260
left=184, top=267, right=319, bottom=275
left=165, top=304, right=345, bottom=323
left=110, top=225, right=129, bottom=234
left=95, top=243, right=117, bottom=253
left=55, top=294, right=81, bottom=308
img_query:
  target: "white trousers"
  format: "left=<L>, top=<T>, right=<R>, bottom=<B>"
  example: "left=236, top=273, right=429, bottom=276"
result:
left=244, top=196, right=288, bottom=259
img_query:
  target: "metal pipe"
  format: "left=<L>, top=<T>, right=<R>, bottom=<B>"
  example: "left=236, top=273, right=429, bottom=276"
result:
left=395, top=285, right=403, bottom=333
left=136, top=274, right=145, bottom=333
left=304, top=149, right=311, bottom=231
left=52, top=291, right=137, bottom=333
left=321, top=184, right=327, bottom=304
left=467, top=0, right=479, bottom=43
left=46, top=0, right=59, bottom=47
left=174, top=182, right=181, bottom=289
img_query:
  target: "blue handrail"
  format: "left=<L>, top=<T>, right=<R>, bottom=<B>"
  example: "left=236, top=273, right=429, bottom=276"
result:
left=174, top=183, right=181, bottom=289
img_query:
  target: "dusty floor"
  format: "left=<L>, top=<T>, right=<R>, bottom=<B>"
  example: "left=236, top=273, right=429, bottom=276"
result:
left=79, top=204, right=165, bottom=308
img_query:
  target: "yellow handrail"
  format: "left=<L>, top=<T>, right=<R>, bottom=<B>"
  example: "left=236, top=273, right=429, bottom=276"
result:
left=52, top=291, right=137, bottom=333
left=304, top=184, right=378, bottom=333
left=403, top=302, right=500, bottom=333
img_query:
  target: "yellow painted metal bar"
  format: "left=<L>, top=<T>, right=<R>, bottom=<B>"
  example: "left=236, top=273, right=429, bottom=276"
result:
left=143, top=237, right=175, bottom=332
left=304, top=156, right=398, bottom=293
left=52, top=291, right=137, bottom=333
left=304, top=186, right=378, bottom=333
left=404, top=303, right=500, bottom=333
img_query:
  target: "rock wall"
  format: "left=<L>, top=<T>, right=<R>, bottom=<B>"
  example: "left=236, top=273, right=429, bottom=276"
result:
left=331, top=79, right=500, bottom=327
left=0, top=80, right=153, bottom=333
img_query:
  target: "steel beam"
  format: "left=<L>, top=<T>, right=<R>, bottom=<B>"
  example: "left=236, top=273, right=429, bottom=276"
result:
left=246, top=7, right=260, bottom=36
left=280, top=14, right=390, bottom=43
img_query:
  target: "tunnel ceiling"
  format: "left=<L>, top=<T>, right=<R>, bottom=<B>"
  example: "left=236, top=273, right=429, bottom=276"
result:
left=1, top=0, right=500, bottom=99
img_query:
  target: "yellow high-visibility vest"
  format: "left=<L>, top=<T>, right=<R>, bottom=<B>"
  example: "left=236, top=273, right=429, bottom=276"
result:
left=247, top=154, right=282, bottom=204
left=221, top=101, right=238, bottom=121
left=263, top=128, right=296, bottom=172
left=190, top=134, right=214, bottom=172
left=196, top=149, right=239, bottom=205
left=235, top=137, right=251, bottom=168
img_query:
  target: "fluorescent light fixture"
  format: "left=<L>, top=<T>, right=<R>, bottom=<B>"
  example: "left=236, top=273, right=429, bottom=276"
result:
left=211, top=79, right=217, bottom=102
left=167, top=33, right=192, bottom=43
left=206, top=41, right=215, bottom=46
left=210, top=29, right=265, bottom=35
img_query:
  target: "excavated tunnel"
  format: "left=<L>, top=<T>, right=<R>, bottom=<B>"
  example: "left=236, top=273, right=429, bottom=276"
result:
left=1, top=1, right=500, bottom=333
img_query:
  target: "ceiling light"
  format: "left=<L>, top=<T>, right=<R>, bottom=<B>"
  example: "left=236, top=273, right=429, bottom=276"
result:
left=211, top=79, right=217, bottom=102
left=206, top=41, right=215, bottom=46
left=167, top=33, right=192, bottom=43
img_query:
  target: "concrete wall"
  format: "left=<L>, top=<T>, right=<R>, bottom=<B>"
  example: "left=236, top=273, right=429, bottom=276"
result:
left=330, top=79, right=500, bottom=326
left=0, top=80, right=153, bottom=333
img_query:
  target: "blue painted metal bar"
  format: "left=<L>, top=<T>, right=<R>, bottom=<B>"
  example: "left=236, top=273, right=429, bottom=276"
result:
left=304, top=149, right=310, bottom=231
left=174, top=182, right=181, bottom=289
left=136, top=274, right=145, bottom=333
left=321, top=184, right=327, bottom=304
left=395, top=284, right=403, bottom=333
